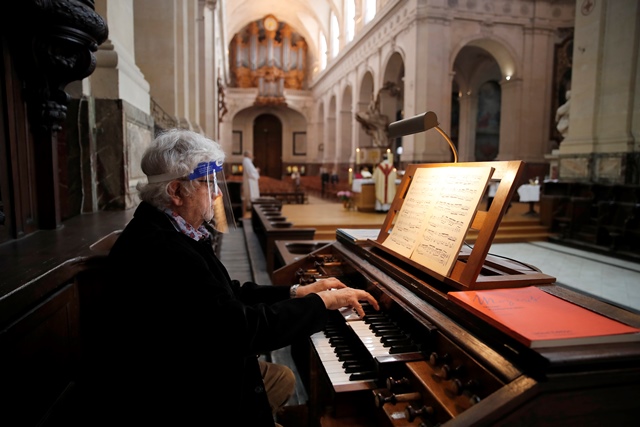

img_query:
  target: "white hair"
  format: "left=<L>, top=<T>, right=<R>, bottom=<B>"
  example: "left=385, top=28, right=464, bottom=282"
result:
left=137, top=129, right=225, bottom=208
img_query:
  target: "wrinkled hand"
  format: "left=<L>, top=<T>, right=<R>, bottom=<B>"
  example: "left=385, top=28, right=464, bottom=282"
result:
left=293, top=277, right=379, bottom=317
left=316, top=287, right=379, bottom=318
left=295, top=277, right=346, bottom=297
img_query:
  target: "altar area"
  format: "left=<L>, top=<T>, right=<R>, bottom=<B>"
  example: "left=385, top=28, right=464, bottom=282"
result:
left=518, top=183, right=541, bottom=216
left=351, top=178, right=402, bottom=212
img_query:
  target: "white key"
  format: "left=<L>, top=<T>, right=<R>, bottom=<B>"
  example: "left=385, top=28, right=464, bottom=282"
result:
left=348, top=321, right=392, bottom=358
left=310, top=331, right=371, bottom=386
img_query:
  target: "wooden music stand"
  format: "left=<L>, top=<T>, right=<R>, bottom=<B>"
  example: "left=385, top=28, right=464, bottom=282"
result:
left=370, top=160, right=556, bottom=291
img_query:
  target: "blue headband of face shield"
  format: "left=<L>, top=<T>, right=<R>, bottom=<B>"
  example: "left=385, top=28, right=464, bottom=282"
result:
left=188, top=161, right=223, bottom=180
left=188, top=161, right=223, bottom=197
left=146, top=160, right=224, bottom=184
left=145, top=160, right=235, bottom=232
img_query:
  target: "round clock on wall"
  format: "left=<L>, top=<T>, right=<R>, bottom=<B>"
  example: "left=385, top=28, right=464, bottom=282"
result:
left=264, top=16, right=278, bottom=31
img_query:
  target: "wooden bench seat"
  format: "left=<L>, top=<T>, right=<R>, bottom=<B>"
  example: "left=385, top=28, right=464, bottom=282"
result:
left=261, top=191, right=307, bottom=204
left=0, top=255, right=113, bottom=427
left=299, top=175, right=352, bottom=201
left=251, top=204, right=316, bottom=277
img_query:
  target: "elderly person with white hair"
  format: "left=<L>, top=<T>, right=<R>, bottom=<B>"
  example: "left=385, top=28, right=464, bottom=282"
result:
left=86, top=129, right=378, bottom=427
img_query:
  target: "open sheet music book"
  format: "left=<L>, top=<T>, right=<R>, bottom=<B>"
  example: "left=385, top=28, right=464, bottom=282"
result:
left=381, top=165, right=494, bottom=277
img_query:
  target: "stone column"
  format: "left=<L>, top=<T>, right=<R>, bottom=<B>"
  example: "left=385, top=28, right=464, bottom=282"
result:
left=558, top=0, right=640, bottom=183
left=93, top=0, right=153, bottom=210
left=94, top=0, right=150, bottom=113
left=457, top=92, right=475, bottom=162
left=498, top=78, right=522, bottom=161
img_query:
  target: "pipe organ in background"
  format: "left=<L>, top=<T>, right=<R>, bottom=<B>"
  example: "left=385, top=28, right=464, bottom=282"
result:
left=230, top=14, right=307, bottom=107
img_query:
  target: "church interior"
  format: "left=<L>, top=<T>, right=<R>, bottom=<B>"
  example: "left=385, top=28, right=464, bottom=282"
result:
left=1, top=1, right=640, bottom=426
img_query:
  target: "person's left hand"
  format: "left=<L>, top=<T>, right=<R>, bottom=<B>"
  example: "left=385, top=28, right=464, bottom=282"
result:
left=295, top=277, right=346, bottom=297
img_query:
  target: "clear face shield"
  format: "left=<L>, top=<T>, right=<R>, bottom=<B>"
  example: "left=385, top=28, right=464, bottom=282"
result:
left=188, top=161, right=236, bottom=233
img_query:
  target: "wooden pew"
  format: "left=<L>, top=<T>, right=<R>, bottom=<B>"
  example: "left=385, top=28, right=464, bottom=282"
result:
left=251, top=204, right=316, bottom=278
left=273, top=239, right=333, bottom=271
left=0, top=255, right=112, bottom=427
left=261, top=191, right=307, bottom=204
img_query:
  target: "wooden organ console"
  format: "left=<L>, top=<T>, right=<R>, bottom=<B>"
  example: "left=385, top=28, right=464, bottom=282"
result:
left=271, top=160, right=640, bottom=426
left=273, top=236, right=640, bottom=426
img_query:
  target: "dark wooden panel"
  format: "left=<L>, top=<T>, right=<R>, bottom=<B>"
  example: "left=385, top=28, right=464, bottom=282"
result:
left=0, top=209, right=133, bottom=298
left=0, top=283, right=79, bottom=427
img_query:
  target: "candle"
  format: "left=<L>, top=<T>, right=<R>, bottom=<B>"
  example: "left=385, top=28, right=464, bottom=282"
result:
left=356, top=148, right=361, bottom=165
left=348, top=167, right=353, bottom=184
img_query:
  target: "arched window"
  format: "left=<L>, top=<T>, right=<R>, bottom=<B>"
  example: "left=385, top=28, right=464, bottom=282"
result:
left=475, top=81, right=501, bottom=161
left=364, top=0, right=376, bottom=24
left=320, top=32, right=327, bottom=71
left=346, top=0, right=355, bottom=43
left=330, top=12, right=339, bottom=58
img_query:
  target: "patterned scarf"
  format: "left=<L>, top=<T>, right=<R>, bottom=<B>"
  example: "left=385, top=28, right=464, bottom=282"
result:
left=162, top=208, right=211, bottom=242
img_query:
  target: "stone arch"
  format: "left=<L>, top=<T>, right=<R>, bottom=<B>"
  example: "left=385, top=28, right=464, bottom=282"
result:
left=231, top=106, right=308, bottom=178
left=451, top=35, right=519, bottom=80
left=451, top=37, right=513, bottom=162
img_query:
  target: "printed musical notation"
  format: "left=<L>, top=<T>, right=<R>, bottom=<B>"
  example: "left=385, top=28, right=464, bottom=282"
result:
left=382, top=166, right=493, bottom=277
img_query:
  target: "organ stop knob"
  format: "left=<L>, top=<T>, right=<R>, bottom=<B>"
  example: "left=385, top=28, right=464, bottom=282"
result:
left=386, top=376, right=411, bottom=392
left=374, top=391, right=421, bottom=408
left=405, top=403, right=435, bottom=422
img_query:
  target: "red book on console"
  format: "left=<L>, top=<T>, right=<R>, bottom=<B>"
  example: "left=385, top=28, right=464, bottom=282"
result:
left=448, top=286, right=640, bottom=348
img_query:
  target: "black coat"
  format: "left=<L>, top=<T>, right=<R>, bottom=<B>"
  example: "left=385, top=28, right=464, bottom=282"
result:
left=88, top=201, right=328, bottom=426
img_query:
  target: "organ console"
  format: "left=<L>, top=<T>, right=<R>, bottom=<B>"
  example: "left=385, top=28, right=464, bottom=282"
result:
left=272, top=160, right=640, bottom=426
left=274, top=237, right=640, bottom=426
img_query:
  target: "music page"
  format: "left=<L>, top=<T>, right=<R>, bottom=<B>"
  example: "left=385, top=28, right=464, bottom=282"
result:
left=382, top=166, right=493, bottom=277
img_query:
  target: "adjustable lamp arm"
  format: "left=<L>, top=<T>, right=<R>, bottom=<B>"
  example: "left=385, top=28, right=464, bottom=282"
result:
left=387, top=112, right=458, bottom=163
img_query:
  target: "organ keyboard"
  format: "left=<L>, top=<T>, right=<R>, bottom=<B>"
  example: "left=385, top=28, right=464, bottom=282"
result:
left=310, top=303, right=426, bottom=393
left=273, top=239, right=640, bottom=426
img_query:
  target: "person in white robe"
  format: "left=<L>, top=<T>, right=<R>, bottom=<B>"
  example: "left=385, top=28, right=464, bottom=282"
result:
left=242, top=150, right=260, bottom=212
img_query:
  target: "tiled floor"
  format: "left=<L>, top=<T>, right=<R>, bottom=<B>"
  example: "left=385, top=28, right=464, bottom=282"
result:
left=487, top=241, right=640, bottom=314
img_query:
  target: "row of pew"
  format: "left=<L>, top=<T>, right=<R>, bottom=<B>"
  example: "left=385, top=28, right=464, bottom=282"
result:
left=250, top=198, right=317, bottom=277
left=542, top=181, right=640, bottom=259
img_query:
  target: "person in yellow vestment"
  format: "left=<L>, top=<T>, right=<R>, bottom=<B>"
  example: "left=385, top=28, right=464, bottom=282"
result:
left=372, top=154, right=397, bottom=212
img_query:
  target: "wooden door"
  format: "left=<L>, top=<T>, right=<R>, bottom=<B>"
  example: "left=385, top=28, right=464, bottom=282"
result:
left=253, top=114, right=282, bottom=179
left=1, top=41, right=38, bottom=244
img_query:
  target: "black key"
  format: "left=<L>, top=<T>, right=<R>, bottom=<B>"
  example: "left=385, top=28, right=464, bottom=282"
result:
left=349, top=371, right=378, bottom=381
left=380, top=333, right=407, bottom=342
left=332, top=344, right=352, bottom=353
left=389, top=344, right=419, bottom=354
left=382, top=338, right=412, bottom=348
left=337, top=352, right=358, bottom=361
left=375, top=331, right=403, bottom=338
left=344, top=363, right=369, bottom=373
